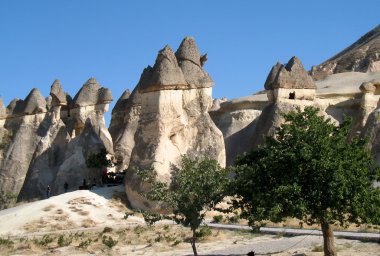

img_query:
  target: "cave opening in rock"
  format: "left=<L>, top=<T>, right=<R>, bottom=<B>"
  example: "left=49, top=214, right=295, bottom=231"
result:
left=289, top=91, right=296, bottom=99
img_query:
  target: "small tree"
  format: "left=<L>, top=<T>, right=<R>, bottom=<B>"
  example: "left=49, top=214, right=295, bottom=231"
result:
left=86, top=148, right=111, bottom=169
left=141, top=155, right=229, bottom=256
left=231, top=107, right=380, bottom=256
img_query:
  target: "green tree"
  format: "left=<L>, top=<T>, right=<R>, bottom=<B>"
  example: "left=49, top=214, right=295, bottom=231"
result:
left=141, top=156, right=229, bottom=256
left=86, top=148, right=111, bottom=169
left=231, top=106, right=380, bottom=256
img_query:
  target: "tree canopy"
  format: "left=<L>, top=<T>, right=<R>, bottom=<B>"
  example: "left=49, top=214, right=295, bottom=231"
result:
left=231, top=106, right=380, bottom=256
left=85, top=148, right=112, bottom=169
left=141, top=155, right=229, bottom=256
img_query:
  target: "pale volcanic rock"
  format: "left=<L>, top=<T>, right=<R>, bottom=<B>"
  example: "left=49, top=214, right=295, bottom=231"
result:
left=124, top=38, right=225, bottom=210
left=110, top=86, right=142, bottom=172
left=0, top=112, right=47, bottom=198
left=70, top=78, right=114, bottom=153
left=0, top=79, right=114, bottom=201
left=359, top=80, right=380, bottom=93
left=210, top=93, right=269, bottom=165
left=109, top=89, right=131, bottom=140
left=0, top=97, right=6, bottom=119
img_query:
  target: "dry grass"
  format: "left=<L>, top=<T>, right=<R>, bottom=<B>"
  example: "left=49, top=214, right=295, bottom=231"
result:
left=42, top=204, right=55, bottom=212
left=4, top=224, right=380, bottom=256
left=81, top=219, right=97, bottom=228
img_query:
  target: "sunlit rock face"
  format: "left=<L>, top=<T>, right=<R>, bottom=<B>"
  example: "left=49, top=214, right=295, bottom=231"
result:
left=0, top=79, right=113, bottom=201
left=121, top=38, right=225, bottom=210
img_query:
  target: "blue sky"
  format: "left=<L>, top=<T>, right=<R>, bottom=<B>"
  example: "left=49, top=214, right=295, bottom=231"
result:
left=0, top=1, right=379, bottom=125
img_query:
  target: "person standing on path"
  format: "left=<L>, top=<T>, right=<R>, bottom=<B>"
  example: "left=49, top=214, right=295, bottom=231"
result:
left=46, top=185, right=51, bottom=198
left=64, top=182, right=69, bottom=193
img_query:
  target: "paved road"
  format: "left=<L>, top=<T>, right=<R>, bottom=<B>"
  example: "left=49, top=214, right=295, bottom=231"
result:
left=203, top=223, right=380, bottom=255
left=207, top=222, right=380, bottom=241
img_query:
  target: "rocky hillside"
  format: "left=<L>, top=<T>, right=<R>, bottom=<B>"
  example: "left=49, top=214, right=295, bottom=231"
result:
left=1, top=26, right=380, bottom=208
left=311, top=24, right=380, bottom=80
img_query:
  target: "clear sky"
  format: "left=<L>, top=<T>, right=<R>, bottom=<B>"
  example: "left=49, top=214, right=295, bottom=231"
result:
left=0, top=1, right=379, bottom=125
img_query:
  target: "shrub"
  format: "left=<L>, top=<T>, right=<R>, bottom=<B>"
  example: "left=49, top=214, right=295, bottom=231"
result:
left=102, top=235, right=118, bottom=248
left=195, top=226, right=212, bottom=240
left=78, top=238, right=92, bottom=248
left=34, top=235, right=54, bottom=247
left=0, top=191, right=16, bottom=210
left=212, top=215, right=223, bottom=223
left=57, top=235, right=72, bottom=247
left=0, top=237, right=14, bottom=248
left=102, top=227, right=113, bottom=233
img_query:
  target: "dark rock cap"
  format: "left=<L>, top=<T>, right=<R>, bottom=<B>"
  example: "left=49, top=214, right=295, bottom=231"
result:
left=113, top=89, right=131, bottom=112
left=50, top=79, right=67, bottom=106
left=264, top=62, right=282, bottom=90
left=6, top=88, right=47, bottom=116
left=138, top=37, right=214, bottom=93
left=139, top=45, right=188, bottom=93
left=72, top=78, right=113, bottom=107
left=23, top=88, right=47, bottom=114
left=175, top=37, right=213, bottom=88
left=264, top=56, right=316, bottom=90
left=175, top=37, right=202, bottom=66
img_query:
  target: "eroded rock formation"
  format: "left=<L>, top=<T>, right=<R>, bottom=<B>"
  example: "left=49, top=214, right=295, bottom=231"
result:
left=0, top=79, right=113, bottom=200
left=265, top=56, right=316, bottom=102
left=121, top=37, right=225, bottom=210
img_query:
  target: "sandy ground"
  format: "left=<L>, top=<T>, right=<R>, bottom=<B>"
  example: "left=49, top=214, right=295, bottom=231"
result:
left=316, top=71, right=380, bottom=96
left=0, top=185, right=142, bottom=236
left=0, top=186, right=378, bottom=256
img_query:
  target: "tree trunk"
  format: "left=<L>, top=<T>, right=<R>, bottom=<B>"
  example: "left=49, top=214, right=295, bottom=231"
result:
left=191, top=229, right=198, bottom=256
left=321, top=221, right=337, bottom=256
